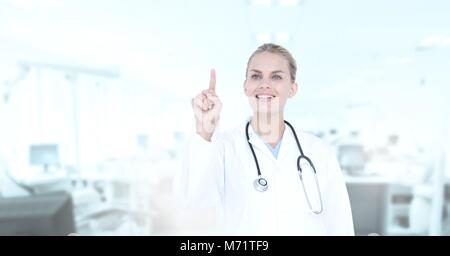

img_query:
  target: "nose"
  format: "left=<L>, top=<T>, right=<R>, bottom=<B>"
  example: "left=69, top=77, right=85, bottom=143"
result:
left=258, top=79, right=272, bottom=89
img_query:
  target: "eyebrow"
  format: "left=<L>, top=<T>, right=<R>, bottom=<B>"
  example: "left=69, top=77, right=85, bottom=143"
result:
left=249, top=69, right=285, bottom=74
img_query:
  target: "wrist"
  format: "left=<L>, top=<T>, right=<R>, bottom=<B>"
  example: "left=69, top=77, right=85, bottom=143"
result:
left=196, top=130, right=213, bottom=141
left=196, top=122, right=214, bottom=141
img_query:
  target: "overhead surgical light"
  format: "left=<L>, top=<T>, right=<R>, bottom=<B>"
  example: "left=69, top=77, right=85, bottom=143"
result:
left=250, top=0, right=273, bottom=6
left=278, top=0, right=302, bottom=6
left=256, top=33, right=272, bottom=44
left=255, top=32, right=291, bottom=44
left=275, top=32, right=290, bottom=43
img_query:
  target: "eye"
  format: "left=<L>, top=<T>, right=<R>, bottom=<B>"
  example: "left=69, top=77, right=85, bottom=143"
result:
left=250, top=74, right=261, bottom=80
left=272, top=74, right=282, bottom=80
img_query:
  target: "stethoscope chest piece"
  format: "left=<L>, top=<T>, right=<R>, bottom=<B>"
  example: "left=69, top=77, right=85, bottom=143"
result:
left=254, top=177, right=268, bottom=192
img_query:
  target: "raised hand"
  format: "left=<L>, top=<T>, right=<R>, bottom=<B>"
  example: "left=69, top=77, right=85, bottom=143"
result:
left=191, top=69, right=222, bottom=141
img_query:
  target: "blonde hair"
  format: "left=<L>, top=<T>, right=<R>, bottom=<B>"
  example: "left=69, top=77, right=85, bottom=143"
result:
left=245, top=43, right=297, bottom=82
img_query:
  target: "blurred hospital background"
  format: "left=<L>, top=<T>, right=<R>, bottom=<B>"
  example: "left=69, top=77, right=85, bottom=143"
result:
left=0, top=0, right=449, bottom=236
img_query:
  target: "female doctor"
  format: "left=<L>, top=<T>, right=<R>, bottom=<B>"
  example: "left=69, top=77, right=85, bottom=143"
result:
left=173, top=43, right=354, bottom=235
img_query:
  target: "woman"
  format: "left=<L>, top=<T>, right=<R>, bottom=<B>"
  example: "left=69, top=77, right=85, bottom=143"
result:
left=173, top=43, right=354, bottom=235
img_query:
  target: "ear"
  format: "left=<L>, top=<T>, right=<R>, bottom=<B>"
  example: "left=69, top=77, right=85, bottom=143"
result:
left=243, top=80, right=248, bottom=94
left=288, top=82, right=298, bottom=98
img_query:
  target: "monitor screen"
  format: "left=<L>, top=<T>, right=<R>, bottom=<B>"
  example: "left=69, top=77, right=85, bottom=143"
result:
left=338, top=144, right=365, bottom=174
left=29, top=144, right=59, bottom=167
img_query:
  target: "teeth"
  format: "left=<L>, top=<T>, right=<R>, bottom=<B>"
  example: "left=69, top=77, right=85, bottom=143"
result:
left=256, top=95, right=274, bottom=99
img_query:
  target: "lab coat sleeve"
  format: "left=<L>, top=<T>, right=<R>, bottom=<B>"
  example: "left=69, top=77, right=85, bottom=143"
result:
left=172, top=132, right=225, bottom=209
left=323, top=148, right=355, bottom=235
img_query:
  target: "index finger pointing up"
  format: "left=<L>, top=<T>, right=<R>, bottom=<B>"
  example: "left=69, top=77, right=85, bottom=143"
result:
left=209, top=68, right=216, bottom=93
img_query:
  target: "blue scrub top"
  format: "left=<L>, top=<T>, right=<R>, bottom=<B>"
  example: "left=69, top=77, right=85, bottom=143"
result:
left=264, top=139, right=282, bottom=159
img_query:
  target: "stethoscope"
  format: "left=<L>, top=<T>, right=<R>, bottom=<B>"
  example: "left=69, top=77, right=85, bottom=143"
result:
left=245, top=120, right=323, bottom=214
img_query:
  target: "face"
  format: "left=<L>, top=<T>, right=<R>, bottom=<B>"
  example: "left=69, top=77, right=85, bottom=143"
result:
left=244, top=52, right=298, bottom=115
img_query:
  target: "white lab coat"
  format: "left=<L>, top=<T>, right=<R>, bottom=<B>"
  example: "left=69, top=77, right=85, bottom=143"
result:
left=173, top=119, right=354, bottom=236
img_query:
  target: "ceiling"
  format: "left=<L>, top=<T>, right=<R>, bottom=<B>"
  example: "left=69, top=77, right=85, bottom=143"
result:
left=0, top=0, right=449, bottom=130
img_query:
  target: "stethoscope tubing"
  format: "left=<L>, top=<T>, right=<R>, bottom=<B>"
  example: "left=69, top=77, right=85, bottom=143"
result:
left=246, top=120, right=323, bottom=214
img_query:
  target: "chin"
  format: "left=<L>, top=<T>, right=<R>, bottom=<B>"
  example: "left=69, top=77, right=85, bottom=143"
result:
left=251, top=106, right=282, bottom=115
left=249, top=101, right=283, bottom=115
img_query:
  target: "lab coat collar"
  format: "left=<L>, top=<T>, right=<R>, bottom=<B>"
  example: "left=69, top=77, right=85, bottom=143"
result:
left=246, top=122, right=278, bottom=162
left=245, top=119, right=296, bottom=163
left=245, top=119, right=300, bottom=163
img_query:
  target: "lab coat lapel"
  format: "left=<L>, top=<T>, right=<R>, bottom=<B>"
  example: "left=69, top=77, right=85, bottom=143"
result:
left=277, top=124, right=298, bottom=163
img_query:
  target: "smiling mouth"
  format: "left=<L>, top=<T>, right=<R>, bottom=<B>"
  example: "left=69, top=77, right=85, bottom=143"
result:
left=255, top=94, right=276, bottom=100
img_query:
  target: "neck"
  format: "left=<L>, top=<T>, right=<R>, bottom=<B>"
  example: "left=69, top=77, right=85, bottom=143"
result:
left=251, top=112, right=285, bottom=148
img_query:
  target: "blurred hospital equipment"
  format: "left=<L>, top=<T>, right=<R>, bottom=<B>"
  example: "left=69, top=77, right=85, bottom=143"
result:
left=29, top=144, right=60, bottom=173
left=0, top=191, right=75, bottom=236
left=345, top=141, right=449, bottom=236
left=338, top=144, right=366, bottom=175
